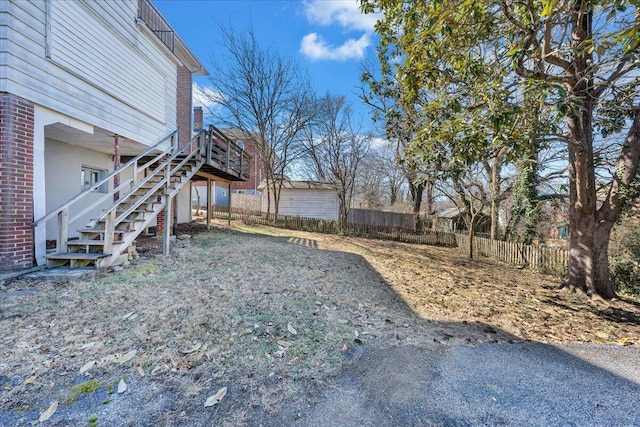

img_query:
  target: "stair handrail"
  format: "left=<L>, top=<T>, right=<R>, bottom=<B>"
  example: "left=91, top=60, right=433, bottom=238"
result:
left=106, top=129, right=207, bottom=225
left=33, top=129, right=178, bottom=228
left=69, top=143, right=178, bottom=227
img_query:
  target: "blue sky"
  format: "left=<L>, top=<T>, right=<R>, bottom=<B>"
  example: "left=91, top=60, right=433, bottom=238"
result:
left=153, top=0, right=382, bottom=131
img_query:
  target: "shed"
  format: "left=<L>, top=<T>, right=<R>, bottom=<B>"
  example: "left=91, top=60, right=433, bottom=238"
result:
left=259, top=180, right=339, bottom=220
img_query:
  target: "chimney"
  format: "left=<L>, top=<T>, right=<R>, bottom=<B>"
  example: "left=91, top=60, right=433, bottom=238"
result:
left=194, top=106, right=203, bottom=132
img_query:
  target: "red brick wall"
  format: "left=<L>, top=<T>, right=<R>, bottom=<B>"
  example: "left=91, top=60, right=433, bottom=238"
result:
left=176, top=65, right=192, bottom=147
left=0, top=93, right=35, bottom=271
left=231, top=139, right=265, bottom=192
left=156, top=209, right=165, bottom=235
left=193, top=106, right=203, bottom=131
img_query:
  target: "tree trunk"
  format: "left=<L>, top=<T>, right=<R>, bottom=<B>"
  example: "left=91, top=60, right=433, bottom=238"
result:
left=564, top=4, right=601, bottom=297
left=468, top=219, right=475, bottom=260
left=565, top=109, right=598, bottom=296
left=594, top=222, right=616, bottom=299
left=592, top=110, right=640, bottom=298
left=390, top=186, right=398, bottom=205
left=425, top=179, right=434, bottom=216
left=265, top=176, right=272, bottom=221
left=408, top=180, right=425, bottom=232
left=489, top=157, right=501, bottom=241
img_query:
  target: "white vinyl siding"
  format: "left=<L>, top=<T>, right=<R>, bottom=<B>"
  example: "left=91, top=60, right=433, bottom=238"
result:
left=262, top=189, right=339, bottom=220
left=2, top=0, right=179, bottom=145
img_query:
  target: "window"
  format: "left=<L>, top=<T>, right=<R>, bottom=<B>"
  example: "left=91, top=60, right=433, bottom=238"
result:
left=81, top=166, right=108, bottom=193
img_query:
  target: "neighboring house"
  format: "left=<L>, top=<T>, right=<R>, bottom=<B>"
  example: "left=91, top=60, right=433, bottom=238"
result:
left=221, top=128, right=265, bottom=196
left=191, top=181, right=229, bottom=208
left=191, top=112, right=265, bottom=212
left=0, top=0, right=249, bottom=271
left=432, top=207, right=490, bottom=234
left=192, top=109, right=265, bottom=195
left=542, top=199, right=569, bottom=241
left=258, top=180, right=339, bottom=220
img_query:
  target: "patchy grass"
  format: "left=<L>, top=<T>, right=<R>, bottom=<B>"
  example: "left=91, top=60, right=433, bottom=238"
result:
left=65, top=380, right=101, bottom=405
left=0, top=219, right=638, bottom=425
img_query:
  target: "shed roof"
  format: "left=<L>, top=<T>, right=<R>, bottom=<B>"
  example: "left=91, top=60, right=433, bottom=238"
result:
left=257, top=180, right=338, bottom=190
left=435, top=207, right=464, bottom=218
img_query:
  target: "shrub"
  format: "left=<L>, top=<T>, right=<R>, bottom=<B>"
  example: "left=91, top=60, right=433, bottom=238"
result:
left=610, top=216, right=640, bottom=298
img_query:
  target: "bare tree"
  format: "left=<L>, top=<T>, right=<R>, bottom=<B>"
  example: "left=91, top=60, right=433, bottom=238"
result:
left=354, top=151, right=386, bottom=209
left=438, top=163, right=490, bottom=259
left=376, top=144, right=405, bottom=206
left=360, top=60, right=432, bottom=230
left=354, top=144, right=405, bottom=209
left=301, top=94, right=371, bottom=227
left=206, top=26, right=314, bottom=220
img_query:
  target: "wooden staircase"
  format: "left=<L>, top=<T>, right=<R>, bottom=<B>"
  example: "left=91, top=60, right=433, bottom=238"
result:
left=33, top=126, right=251, bottom=269
left=35, top=129, right=208, bottom=269
left=46, top=157, right=202, bottom=268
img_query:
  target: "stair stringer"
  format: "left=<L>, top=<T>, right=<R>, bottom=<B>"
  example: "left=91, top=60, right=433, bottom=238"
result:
left=97, top=156, right=206, bottom=268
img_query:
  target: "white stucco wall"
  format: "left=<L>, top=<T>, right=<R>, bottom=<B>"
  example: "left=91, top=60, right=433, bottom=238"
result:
left=177, top=184, right=192, bottom=224
left=44, top=139, right=114, bottom=240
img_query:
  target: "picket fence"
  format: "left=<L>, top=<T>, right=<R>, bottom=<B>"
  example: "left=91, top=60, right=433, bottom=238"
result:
left=455, top=234, right=568, bottom=276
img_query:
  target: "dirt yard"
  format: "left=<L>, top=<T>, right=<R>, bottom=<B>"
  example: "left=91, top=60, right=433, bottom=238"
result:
left=1, top=219, right=638, bottom=426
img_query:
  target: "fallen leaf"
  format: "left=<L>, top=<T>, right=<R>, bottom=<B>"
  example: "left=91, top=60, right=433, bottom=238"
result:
left=136, top=366, right=145, bottom=377
left=151, top=364, right=166, bottom=375
left=287, top=323, right=297, bottom=335
left=23, top=374, right=38, bottom=385
left=38, top=401, right=58, bottom=422
left=114, top=350, right=137, bottom=364
left=277, top=340, right=293, bottom=348
left=179, top=343, right=202, bottom=354
left=79, top=361, right=95, bottom=375
left=204, top=387, right=227, bottom=407
left=342, top=342, right=348, bottom=351
left=117, top=379, right=127, bottom=394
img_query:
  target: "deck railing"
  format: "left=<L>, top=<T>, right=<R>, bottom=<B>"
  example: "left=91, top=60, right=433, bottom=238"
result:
left=206, top=125, right=251, bottom=180
left=137, top=0, right=175, bottom=52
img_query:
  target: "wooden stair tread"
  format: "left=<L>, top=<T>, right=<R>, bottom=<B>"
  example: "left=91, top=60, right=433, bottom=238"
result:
left=46, top=252, right=110, bottom=260
left=78, top=228, right=130, bottom=233
left=67, top=240, right=124, bottom=246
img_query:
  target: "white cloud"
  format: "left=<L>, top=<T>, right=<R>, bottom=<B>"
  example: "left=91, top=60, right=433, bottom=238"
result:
left=300, top=0, right=380, bottom=61
left=304, top=0, right=380, bottom=32
left=300, top=32, right=370, bottom=61
left=192, top=82, right=223, bottom=110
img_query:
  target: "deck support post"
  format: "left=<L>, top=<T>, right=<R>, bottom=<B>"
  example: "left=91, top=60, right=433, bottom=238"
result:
left=228, top=182, right=232, bottom=226
left=206, top=179, right=212, bottom=231
left=103, top=210, right=115, bottom=254
left=163, top=162, right=171, bottom=256
left=57, top=207, right=69, bottom=253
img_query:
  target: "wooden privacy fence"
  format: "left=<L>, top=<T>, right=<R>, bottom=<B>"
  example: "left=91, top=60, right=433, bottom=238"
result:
left=207, top=208, right=457, bottom=247
left=455, top=234, right=568, bottom=277
left=348, top=208, right=420, bottom=228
